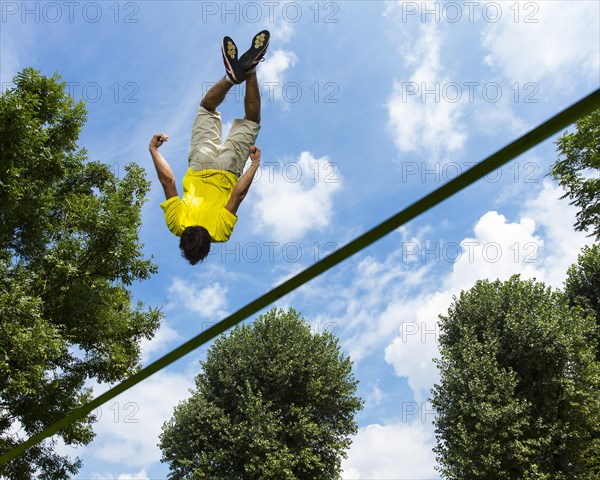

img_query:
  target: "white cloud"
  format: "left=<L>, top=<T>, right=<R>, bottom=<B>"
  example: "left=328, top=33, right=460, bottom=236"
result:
left=342, top=421, right=439, bottom=479
left=167, top=278, right=228, bottom=318
left=387, top=22, right=468, bottom=160
left=445, top=210, right=542, bottom=291
left=252, top=151, right=341, bottom=242
left=270, top=20, right=295, bottom=44
left=328, top=180, right=593, bottom=478
left=88, top=371, right=193, bottom=468
left=380, top=204, right=563, bottom=398
left=90, top=469, right=149, bottom=480
left=294, top=179, right=591, bottom=396
left=118, top=471, right=149, bottom=480
left=383, top=291, right=447, bottom=400
left=385, top=181, right=594, bottom=397
left=306, top=249, right=429, bottom=363
left=259, top=49, right=298, bottom=103
left=271, top=262, right=305, bottom=288
left=521, top=180, right=595, bottom=287
left=364, top=381, right=385, bottom=408
left=481, top=2, right=600, bottom=87
left=140, top=321, right=181, bottom=364
left=261, top=49, right=297, bottom=84
left=470, top=96, right=529, bottom=139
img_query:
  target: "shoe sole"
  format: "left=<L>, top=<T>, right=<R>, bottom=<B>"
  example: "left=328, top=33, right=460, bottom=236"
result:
left=240, top=30, right=270, bottom=71
left=222, top=36, right=246, bottom=83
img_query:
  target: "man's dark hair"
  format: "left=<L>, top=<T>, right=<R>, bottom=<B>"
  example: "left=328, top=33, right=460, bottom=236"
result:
left=180, top=226, right=211, bottom=265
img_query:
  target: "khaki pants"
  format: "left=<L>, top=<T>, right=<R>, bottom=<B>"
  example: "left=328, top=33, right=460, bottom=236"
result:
left=188, top=106, right=261, bottom=177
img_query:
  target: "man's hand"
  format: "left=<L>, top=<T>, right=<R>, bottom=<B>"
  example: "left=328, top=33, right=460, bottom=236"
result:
left=149, top=133, right=178, bottom=200
left=249, top=145, right=261, bottom=165
left=150, top=133, right=169, bottom=151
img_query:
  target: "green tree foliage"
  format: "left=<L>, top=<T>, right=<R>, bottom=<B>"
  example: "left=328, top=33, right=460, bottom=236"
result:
left=159, top=308, right=363, bottom=479
left=565, top=244, right=600, bottom=355
left=0, top=68, right=161, bottom=478
left=432, top=276, right=600, bottom=480
left=551, top=108, right=600, bottom=238
left=565, top=244, right=600, bottom=475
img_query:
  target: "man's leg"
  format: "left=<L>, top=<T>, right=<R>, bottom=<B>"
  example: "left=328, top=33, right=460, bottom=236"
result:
left=219, top=71, right=261, bottom=177
left=244, top=71, right=261, bottom=124
left=189, top=77, right=232, bottom=171
left=200, top=77, right=233, bottom=112
left=240, top=31, right=269, bottom=123
left=207, top=32, right=266, bottom=176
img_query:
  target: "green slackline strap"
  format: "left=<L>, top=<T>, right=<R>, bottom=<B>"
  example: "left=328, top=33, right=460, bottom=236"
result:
left=1, top=88, right=599, bottom=465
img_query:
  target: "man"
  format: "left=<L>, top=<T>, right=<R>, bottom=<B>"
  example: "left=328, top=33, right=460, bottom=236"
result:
left=149, top=31, right=270, bottom=265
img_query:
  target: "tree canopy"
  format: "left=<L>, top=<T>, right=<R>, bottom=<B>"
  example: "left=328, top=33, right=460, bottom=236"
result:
left=432, top=276, right=600, bottom=480
left=564, top=244, right=600, bottom=475
left=0, top=68, right=161, bottom=478
left=159, top=308, right=363, bottom=480
left=565, top=244, right=600, bottom=354
left=551, top=108, right=600, bottom=238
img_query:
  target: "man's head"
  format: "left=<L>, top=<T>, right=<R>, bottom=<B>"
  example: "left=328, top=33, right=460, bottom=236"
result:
left=180, top=226, right=211, bottom=265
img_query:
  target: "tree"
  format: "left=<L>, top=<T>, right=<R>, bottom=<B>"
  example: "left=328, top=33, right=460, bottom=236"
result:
left=565, top=243, right=600, bottom=356
left=551, top=108, right=600, bottom=238
left=0, top=68, right=161, bottom=478
left=564, top=244, right=600, bottom=475
left=432, top=276, right=600, bottom=480
left=159, top=308, right=363, bottom=479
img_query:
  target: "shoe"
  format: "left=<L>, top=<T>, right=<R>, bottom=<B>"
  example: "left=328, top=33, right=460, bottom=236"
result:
left=221, top=36, right=246, bottom=84
left=239, top=30, right=270, bottom=72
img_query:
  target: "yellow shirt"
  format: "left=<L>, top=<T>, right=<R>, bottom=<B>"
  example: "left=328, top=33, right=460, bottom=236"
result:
left=160, top=169, right=238, bottom=242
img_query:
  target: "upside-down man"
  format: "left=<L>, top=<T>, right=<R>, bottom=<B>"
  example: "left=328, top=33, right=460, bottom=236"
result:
left=149, top=31, right=269, bottom=265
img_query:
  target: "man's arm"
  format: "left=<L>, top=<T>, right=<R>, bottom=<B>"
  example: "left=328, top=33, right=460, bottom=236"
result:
left=149, top=133, right=178, bottom=200
left=224, top=145, right=261, bottom=216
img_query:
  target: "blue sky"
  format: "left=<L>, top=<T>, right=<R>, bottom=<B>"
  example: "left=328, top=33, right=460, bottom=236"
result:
left=2, top=1, right=599, bottom=478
